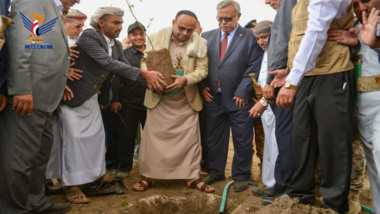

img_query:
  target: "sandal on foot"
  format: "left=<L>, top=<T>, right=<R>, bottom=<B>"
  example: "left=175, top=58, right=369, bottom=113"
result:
left=188, top=178, right=215, bottom=193
left=133, top=177, right=152, bottom=192
left=65, top=187, right=90, bottom=204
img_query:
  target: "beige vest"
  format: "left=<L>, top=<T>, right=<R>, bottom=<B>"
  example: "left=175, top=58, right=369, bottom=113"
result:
left=287, top=0, right=354, bottom=76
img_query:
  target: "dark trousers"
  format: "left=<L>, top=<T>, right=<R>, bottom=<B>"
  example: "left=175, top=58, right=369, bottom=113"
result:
left=205, top=96, right=254, bottom=181
left=117, top=105, right=146, bottom=172
left=287, top=70, right=355, bottom=213
left=0, top=103, right=54, bottom=214
left=102, top=107, right=120, bottom=170
left=272, top=89, right=295, bottom=193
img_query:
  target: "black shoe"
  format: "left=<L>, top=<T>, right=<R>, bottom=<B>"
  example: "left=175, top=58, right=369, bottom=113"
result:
left=261, top=193, right=290, bottom=205
left=298, top=196, right=315, bottom=205
left=234, top=181, right=248, bottom=192
left=203, top=175, right=225, bottom=185
left=261, top=196, right=275, bottom=205
left=252, top=188, right=281, bottom=197
left=45, top=179, right=63, bottom=196
left=40, top=203, right=71, bottom=214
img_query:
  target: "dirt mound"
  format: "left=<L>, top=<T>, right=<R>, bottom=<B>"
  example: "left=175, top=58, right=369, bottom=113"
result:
left=126, top=194, right=221, bottom=214
left=255, top=197, right=336, bottom=214
left=46, top=137, right=373, bottom=214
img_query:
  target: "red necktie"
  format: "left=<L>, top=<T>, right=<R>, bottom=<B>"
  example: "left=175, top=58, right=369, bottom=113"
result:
left=217, top=33, right=229, bottom=90
left=220, top=33, right=229, bottom=62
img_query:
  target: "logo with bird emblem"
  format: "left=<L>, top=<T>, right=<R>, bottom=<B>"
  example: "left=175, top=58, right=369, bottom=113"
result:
left=19, top=11, right=58, bottom=49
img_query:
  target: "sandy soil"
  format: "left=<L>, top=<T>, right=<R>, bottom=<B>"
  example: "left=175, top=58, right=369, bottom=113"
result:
left=48, top=135, right=374, bottom=214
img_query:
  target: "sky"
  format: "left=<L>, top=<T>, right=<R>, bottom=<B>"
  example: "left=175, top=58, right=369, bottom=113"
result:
left=72, top=0, right=277, bottom=41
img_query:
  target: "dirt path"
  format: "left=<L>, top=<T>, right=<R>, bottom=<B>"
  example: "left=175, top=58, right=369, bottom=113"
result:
left=48, top=135, right=373, bottom=213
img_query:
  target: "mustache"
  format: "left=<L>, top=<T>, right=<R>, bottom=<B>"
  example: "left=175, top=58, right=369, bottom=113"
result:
left=221, top=24, right=231, bottom=28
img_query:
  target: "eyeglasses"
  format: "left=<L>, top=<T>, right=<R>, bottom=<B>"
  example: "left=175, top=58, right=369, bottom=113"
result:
left=176, top=24, right=194, bottom=34
left=216, top=14, right=237, bottom=22
left=69, top=22, right=84, bottom=30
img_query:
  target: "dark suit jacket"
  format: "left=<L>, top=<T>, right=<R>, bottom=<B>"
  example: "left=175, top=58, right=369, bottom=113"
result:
left=266, top=0, right=297, bottom=84
left=61, top=28, right=141, bottom=107
left=0, top=0, right=11, bottom=94
left=200, top=25, right=263, bottom=111
left=111, top=46, right=147, bottom=110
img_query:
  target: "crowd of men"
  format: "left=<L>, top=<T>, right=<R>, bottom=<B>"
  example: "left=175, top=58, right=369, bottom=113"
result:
left=0, top=0, right=379, bottom=214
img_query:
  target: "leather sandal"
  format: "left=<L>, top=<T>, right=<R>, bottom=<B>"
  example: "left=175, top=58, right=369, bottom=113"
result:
left=188, top=178, right=215, bottom=193
left=133, top=177, right=153, bottom=192
left=65, top=187, right=90, bottom=204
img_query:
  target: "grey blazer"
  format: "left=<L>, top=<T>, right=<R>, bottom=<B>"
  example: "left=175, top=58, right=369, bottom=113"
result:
left=266, top=0, right=297, bottom=84
left=200, top=25, right=263, bottom=111
left=61, top=28, right=141, bottom=107
left=7, top=0, right=71, bottom=112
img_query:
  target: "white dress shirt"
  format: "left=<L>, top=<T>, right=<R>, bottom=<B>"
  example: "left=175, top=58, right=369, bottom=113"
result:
left=67, top=36, right=76, bottom=47
left=286, top=0, right=352, bottom=86
left=220, top=26, right=238, bottom=51
left=103, top=34, right=114, bottom=57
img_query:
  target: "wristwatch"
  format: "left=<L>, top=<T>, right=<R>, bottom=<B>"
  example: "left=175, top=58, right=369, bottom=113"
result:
left=259, top=99, right=268, bottom=108
left=284, top=81, right=299, bottom=91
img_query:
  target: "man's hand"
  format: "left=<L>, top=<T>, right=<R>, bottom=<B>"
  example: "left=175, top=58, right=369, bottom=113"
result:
left=12, top=94, right=33, bottom=116
left=165, top=75, right=187, bottom=92
left=62, top=85, right=74, bottom=101
left=263, top=83, right=275, bottom=101
left=268, top=69, right=288, bottom=88
left=327, top=28, right=358, bottom=46
left=110, top=102, right=122, bottom=114
left=202, top=87, right=213, bottom=103
left=69, top=45, right=79, bottom=61
left=67, top=62, right=83, bottom=81
left=276, top=87, right=297, bottom=109
left=140, top=70, right=166, bottom=93
left=249, top=100, right=266, bottom=118
left=360, top=8, right=380, bottom=48
left=0, top=94, right=7, bottom=112
left=233, top=96, right=248, bottom=107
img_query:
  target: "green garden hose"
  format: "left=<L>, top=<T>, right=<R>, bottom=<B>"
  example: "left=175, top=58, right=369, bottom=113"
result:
left=219, top=180, right=258, bottom=213
left=218, top=181, right=373, bottom=214
left=360, top=204, right=374, bottom=213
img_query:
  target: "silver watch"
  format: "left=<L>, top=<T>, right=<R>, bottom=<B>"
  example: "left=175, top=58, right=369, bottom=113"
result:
left=259, top=99, right=268, bottom=107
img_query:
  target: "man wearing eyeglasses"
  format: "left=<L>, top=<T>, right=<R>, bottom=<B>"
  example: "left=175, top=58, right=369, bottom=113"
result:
left=200, top=0, right=263, bottom=192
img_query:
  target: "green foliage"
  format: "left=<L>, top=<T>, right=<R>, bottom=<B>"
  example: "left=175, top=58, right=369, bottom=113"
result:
left=121, top=200, right=129, bottom=207
left=183, top=188, right=191, bottom=195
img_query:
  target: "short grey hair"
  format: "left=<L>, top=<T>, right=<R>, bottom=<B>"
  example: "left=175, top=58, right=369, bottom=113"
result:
left=216, top=0, right=241, bottom=13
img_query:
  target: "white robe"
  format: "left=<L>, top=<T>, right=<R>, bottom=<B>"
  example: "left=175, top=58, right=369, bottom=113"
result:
left=45, top=37, right=77, bottom=179
left=58, top=35, right=114, bottom=186
left=59, top=94, right=106, bottom=186
left=257, top=51, right=278, bottom=188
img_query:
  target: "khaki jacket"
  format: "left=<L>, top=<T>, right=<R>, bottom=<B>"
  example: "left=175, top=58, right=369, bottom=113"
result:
left=141, top=27, right=208, bottom=111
